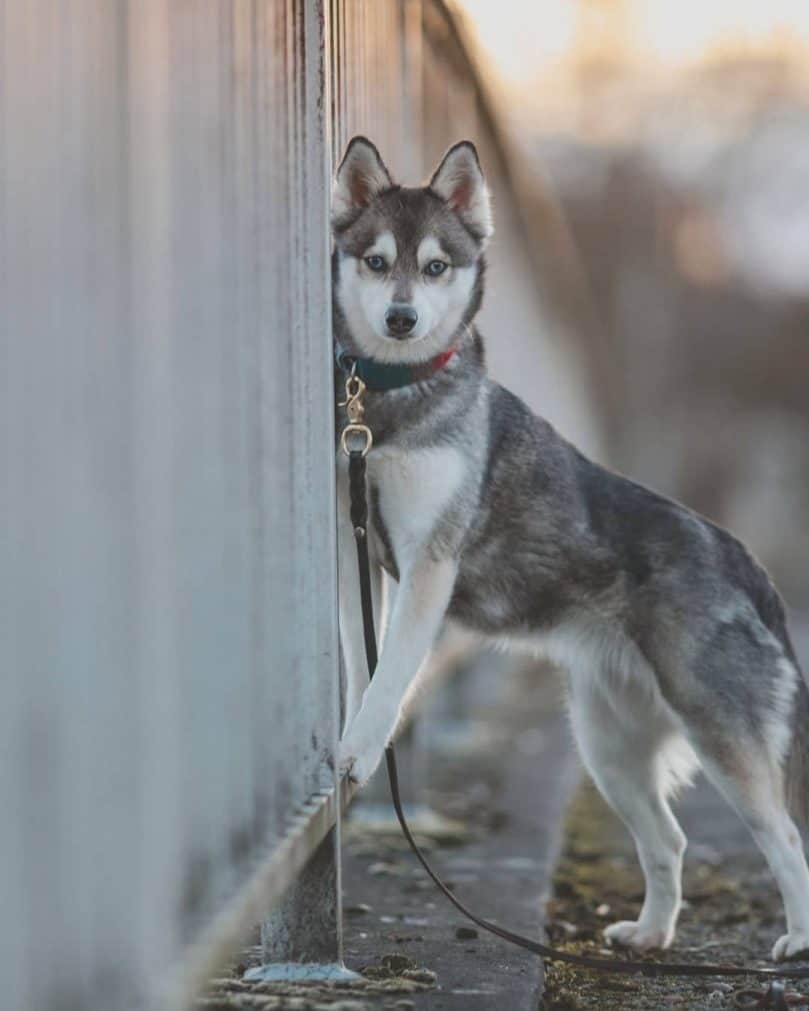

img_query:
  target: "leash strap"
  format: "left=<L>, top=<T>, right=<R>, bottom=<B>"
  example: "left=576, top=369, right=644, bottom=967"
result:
left=346, top=448, right=809, bottom=1006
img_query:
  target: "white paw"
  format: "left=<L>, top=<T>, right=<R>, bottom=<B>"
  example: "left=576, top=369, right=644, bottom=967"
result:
left=339, top=731, right=384, bottom=788
left=772, top=930, right=809, bottom=962
left=340, top=705, right=395, bottom=788
left=604, top=920, right=674, bottom=952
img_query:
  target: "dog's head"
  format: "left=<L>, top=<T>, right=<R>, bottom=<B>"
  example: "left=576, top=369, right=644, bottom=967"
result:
left=331, top=137, right=492, bottom=363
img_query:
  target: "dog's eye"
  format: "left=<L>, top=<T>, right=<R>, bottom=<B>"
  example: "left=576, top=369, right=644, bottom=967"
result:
left=364, top=254, right=386, bottom=272
left=424, top=260, right=448, bottom=277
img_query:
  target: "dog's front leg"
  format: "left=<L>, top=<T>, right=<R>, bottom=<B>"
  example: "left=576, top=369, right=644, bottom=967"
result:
left=337, top=504, right=387, bottom=729
left=339, top=554, right=457, bottom=786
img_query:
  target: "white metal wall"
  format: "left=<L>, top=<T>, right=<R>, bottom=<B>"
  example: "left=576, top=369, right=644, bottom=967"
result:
left=1, top=2, right=335, bottom=1009
left=0, top=2, right=601, bottom=1010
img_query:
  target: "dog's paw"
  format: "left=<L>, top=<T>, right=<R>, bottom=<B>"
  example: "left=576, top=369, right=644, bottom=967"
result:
left=772, top=930, right=809, bottom=962
left=604, top=920, right=674, bottom=952
left=339, top=735, right=383, bottom=788
left=340, top=707, right=394, bottom=788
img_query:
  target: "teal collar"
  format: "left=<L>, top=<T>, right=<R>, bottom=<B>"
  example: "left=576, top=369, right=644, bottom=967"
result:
left=336, top=345, right=458, bottom=392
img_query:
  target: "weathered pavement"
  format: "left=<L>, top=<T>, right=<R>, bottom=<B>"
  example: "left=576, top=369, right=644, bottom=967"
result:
left=542, top=771, right=809, bottom=1009
left=197, top=655, right=579, bottom=1011
left=342, top=642, right=809, bottom=1011
left=199, top=641, right=809, bottom=1010
left=340, top=657, right=580, bottom=1010
left=542, top=631, right=809, bottom=1010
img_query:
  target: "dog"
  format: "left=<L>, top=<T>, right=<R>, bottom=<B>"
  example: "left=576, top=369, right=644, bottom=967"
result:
left=332, top=135, right=809, bottom=962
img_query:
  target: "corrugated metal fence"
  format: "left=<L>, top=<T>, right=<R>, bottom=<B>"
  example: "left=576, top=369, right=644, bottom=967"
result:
left=0, top=2, right=600, bottom=1009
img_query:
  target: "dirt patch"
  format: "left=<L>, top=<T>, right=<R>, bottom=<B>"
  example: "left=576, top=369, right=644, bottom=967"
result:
left=541, top=781, right=808, bottom=1010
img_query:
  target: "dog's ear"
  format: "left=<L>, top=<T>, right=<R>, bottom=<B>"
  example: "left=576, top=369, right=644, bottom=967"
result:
left=429, top=141, right=493, bottom=243
left=332, top=136, right=393, bottom=225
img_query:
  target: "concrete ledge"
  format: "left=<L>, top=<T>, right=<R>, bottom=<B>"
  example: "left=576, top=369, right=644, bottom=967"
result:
left=158, top=776, right=356, bottom=1011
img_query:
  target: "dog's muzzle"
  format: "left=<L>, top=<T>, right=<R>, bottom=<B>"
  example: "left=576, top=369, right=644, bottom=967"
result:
left=385, top=303, right=418, bottom=338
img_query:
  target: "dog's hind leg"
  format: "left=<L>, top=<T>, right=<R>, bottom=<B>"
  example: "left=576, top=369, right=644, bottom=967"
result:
left=569, top=678, right=690, bottom=951
left=679, top=634, right=809, bottom=961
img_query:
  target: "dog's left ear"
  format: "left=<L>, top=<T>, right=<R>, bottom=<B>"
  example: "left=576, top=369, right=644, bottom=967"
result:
left=429, top=141, right=493, bottom=243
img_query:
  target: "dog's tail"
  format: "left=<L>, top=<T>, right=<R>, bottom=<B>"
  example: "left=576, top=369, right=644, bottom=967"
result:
left=785, top=651, right=809, bottom=826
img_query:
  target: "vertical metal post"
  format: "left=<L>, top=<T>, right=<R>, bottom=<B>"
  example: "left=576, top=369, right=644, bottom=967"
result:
left=247, top=0, right=351, bottom=981
left=260, top=835, right=340, bottom=968
left=401, top=0, right=424, bottom=176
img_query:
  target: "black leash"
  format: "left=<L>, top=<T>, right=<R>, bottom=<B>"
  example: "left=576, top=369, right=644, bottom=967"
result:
left=345, top=442, right=809, bottom=1009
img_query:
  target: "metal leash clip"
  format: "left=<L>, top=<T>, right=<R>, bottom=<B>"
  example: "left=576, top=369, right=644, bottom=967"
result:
left=339, top=367, right=373, bottom=457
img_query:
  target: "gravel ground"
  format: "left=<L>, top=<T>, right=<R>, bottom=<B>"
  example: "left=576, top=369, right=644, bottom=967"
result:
left=339, top=659, right=580, bottom=1010
left=542, top=779, right=809, bottom=1010
left=197, top=656, right=809, bottom=1010
left=197, top=657, right=579, bottom=1011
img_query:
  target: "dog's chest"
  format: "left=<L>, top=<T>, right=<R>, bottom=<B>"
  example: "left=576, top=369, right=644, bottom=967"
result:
left=363, top=445, right=466, bottom=569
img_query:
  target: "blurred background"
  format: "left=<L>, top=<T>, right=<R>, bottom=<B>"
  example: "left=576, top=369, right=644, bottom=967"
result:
left=462, top=0, right=809, bottom=636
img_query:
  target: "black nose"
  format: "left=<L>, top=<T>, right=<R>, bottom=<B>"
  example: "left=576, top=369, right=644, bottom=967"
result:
left=385, top=303, right=418, bottom=337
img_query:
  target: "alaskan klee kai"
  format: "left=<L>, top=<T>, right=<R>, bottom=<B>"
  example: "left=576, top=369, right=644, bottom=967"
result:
left=332, top=136, right=809, bottom=961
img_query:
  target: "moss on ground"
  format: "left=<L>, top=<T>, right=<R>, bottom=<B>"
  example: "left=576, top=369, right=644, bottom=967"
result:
left=540, top=782, right=805, bottom=1010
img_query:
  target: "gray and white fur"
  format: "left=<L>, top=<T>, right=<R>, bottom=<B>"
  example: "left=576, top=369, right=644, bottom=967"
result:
left=332, top=136, right=809, bottom=962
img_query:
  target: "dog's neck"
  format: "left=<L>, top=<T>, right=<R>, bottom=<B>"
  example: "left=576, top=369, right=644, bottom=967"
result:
left=334, top=318, right=485, bottom=394
left=333, top=323, right=485, bottom=451
left=335, top=342, right=459, bottom=392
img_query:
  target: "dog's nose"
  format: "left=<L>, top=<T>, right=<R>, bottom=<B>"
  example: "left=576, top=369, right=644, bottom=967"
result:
left=385, top=304, right=418, bottom=338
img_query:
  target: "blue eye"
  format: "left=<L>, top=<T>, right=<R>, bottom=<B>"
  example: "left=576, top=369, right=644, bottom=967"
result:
left=364, top=254, right=386, bottom=272
left=425, top=260, right=448, bottom=277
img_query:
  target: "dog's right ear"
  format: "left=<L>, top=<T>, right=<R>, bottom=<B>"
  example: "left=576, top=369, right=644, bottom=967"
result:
left=332, top=137, right=393, bottom=226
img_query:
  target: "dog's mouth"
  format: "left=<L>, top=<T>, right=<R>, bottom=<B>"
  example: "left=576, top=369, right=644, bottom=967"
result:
left=382, top=330, right=426, bottom=343
left=361, top=328, right=447, bottom=365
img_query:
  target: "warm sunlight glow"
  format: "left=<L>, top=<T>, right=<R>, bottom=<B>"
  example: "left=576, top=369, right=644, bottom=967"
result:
left=643, top=0, right=809, bottom=62
left=459, top=0, right=576, bottom=76
left=458, top=0, right=809, bottom=86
